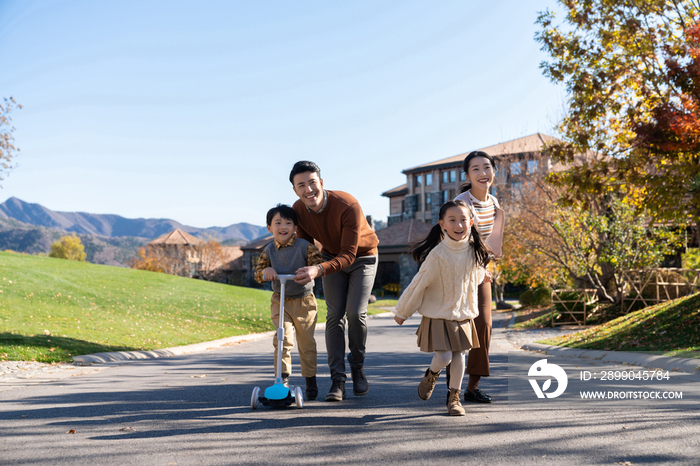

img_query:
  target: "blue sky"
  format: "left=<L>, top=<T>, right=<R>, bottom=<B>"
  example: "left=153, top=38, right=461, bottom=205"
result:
left=0, top=0, right=564, bottom=228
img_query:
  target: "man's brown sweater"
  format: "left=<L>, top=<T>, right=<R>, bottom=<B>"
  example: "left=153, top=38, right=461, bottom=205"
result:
left=293, top=190, right=379, bottom=276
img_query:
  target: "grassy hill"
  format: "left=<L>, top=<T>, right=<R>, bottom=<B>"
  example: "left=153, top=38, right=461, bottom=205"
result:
left=541, top=292, right=700, bottom=358
left=0, top=251, right=329, bottom=363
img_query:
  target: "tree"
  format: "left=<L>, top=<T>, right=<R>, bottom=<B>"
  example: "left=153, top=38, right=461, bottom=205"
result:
left=502, top=179, right=682, bottom=303
left=536, top=1, right=700, bottom=238
left=194, top=239, right=228, bottom=281
left=1, top=96, right=22, bottom=185
left=129, top=245, right=189, bottom=276
left=49, top=234, right=87, bottom=261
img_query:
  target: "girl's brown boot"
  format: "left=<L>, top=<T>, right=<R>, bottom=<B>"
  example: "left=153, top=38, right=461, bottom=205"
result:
left=447, top=388, right=466, bottom=416
left=417, top=368, right=440, bottom=400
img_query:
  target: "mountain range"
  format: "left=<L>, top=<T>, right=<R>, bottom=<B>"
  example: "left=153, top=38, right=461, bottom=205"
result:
left=0, top=197, right=267, bottom=242
left=0, top=197, right=268, bottom=267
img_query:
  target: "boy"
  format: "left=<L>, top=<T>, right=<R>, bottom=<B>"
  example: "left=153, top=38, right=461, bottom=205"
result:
left=254, top=204, right=323, bottom=400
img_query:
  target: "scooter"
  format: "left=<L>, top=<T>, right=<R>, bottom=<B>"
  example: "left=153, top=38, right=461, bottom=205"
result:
left=251, top=274, right=304, bottom=409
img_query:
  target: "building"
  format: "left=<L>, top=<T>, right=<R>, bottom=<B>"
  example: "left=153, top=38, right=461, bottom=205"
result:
left=382, top=133, right=566, bottom=226
left=378, top=133, right=578, bottom=292
left=240, top=235, right=274, bottom=288
left=148, top=228, right=246, bottom=282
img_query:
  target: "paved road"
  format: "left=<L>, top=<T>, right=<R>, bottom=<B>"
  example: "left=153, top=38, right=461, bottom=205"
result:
left=1, top=312, right=698, bottom=465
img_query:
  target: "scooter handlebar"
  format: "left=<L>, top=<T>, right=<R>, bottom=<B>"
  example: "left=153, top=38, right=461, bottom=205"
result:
left=276, top=274, right=296, bottom=284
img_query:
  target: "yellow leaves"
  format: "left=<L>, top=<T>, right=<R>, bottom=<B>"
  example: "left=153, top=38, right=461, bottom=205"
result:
left=48, top=235, right=86, bottom=261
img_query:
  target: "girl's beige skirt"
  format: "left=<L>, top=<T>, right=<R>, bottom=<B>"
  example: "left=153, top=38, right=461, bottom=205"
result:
left=416, top=316, right=480, bottom=353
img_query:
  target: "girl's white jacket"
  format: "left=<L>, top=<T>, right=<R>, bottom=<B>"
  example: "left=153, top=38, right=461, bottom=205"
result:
left=394, top=235, right=485, bottom=322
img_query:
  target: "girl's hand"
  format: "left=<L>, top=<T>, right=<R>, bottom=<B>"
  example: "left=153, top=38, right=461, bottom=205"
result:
left=394, top=315, right=406, bottom=325
left=481, top=270, right=492, bottom=284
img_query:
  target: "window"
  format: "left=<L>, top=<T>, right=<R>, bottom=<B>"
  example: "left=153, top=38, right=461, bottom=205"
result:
left=415, top=174, right=422, bottom=187
left=450, top=170, right=456, bottom=182
left=443, top=190, right=450, bottom=203
left=426, top=173, right=433, bottom=186
left=527, top=160, right=538, bottom=174
left=510, top=181, right=523, bottom=200
left=460, top=171, right=466, bottom=181
left=442, top=171, right=448, bottom=183
left=425, top=193, right=432, bottom=211
left=510, top=162, right=521, bottom=176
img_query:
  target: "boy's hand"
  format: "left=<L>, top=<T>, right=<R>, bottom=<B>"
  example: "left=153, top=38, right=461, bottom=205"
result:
left=394, top=315, right=405, bottom=325
left=294, top=265, right=320, bottom=285
left=262, top=267, right=277, bottom=282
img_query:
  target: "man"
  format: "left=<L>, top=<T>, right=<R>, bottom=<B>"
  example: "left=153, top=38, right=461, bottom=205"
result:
left=290, top=161, right=379, bottom=402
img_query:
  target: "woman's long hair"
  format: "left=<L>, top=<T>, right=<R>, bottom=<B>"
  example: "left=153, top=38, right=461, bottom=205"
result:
left=458, top=150, right=497, bottom=194
left=410, top=200, right=490, bottom=268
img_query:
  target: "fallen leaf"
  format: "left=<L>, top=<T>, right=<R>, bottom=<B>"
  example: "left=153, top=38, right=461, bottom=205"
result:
left=20, top=415, right=28, bottom=418
left=190, top=375, right=207, bottom=378
left=119, top=427, right=134, bottom=431
left=67, top=429, right=76, bottom=434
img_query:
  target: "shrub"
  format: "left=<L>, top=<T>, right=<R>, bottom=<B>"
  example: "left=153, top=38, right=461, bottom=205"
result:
left=519, top=289, right=534, bottom=307
left=48, top=234, right=86, bottom=261
left=532, top=286, right=552, bottom=306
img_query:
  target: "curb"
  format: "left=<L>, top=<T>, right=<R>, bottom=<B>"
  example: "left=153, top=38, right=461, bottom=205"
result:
left=74, top=322, right=327, bottom=365
left=73, top=331, right=276, bottom=365
left=74, top=313, right=397, bottom=365
left=71, top=313, right=412, bottom=365
left=521, top=342, right=700, bottom=376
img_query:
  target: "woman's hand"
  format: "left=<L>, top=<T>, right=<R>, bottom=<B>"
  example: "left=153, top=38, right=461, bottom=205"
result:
left=394, top=315, right=405, bottom=325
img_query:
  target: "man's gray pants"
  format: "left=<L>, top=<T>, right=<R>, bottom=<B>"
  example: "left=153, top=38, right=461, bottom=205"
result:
left=322, top=254, right=378, bottom=382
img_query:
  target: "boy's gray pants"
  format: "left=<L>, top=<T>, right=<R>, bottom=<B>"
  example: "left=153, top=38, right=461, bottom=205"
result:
left=322, top=254, right=378, bottom=382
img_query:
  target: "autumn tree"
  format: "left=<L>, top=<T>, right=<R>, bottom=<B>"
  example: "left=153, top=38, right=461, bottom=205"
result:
left=0, top=96, right=22, bottom=185
left=536, top=1, right=700, bottom=239
left=194, top=239, right=228, bottom=281
left=502, top=179, right=682, bottom=303
left=129, top=245, right=190, bottom=276
left=49, top=234, right=87, bottom=261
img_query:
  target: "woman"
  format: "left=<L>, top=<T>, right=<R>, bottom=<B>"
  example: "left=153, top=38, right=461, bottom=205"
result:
left=452, top=150, right=504, bottom=403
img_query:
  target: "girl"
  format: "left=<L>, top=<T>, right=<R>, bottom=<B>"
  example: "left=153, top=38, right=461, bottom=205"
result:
left=453, top=150, right=504, bottom=404
left=394, top=200, right=491, bottom=416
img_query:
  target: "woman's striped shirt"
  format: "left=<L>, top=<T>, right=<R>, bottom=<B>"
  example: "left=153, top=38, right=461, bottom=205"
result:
left=468, top=191, right=496, bottom=241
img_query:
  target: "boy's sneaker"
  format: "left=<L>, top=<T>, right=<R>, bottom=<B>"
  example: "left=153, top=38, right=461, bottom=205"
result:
left=281, top=373, right=290, bottom=387
left=325, top=379, right=346, bottom=402
left=305, top=376, right=318, bottom=401
left=447, top=388, right=466, bottom=416
left=417, top=368, right=440, bottom=400
left=350, top=366, right=369, bottom=396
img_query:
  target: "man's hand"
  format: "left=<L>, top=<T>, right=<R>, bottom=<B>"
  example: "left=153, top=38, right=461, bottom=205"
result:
left=295, top=265, right=321, bottom=285
left=394, top=315, right=405, bottom=325
left=262, top=267, right=277, bottom=282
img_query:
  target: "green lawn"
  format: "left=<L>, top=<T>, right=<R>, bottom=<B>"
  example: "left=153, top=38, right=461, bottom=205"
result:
left=0, top=251, right=327, bottom=363
left=540, top=292, right=700, bottom=358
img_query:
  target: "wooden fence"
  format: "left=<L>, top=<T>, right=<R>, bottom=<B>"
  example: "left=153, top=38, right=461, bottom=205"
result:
left=620, top=268, right=700, bottom=313
left=550, top=289, right=598, bottom=326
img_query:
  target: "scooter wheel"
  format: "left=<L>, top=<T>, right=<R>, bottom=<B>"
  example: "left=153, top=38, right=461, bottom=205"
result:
left=294, top=386, right=304, bottom=409
left=251, top=386, right=261, bottom=409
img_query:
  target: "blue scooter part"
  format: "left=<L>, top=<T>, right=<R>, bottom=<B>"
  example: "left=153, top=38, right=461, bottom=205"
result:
left=252, top=274, right=304, bottom=409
